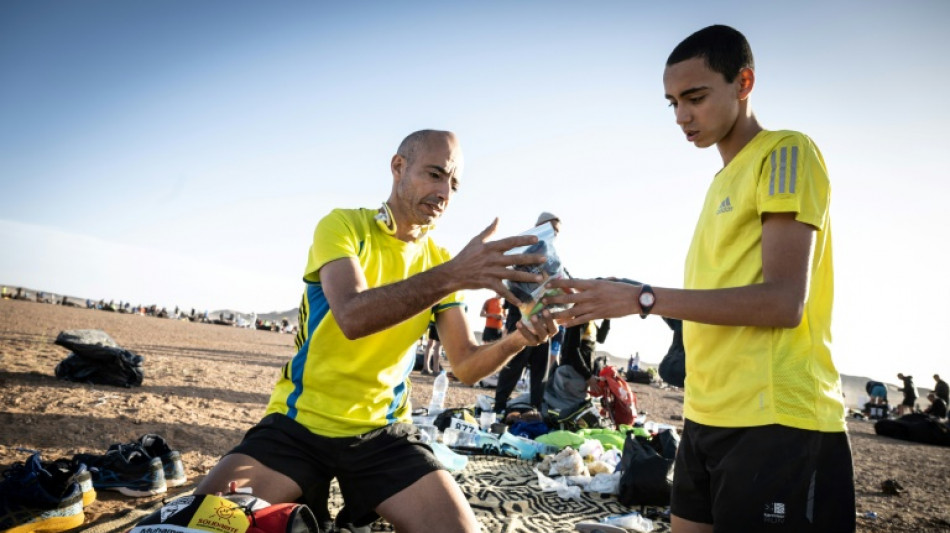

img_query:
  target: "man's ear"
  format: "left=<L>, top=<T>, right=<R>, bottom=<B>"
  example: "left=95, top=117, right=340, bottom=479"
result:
left=391, top=154, right=405, bottom=182
left=737, top=67, right=755, bottom=100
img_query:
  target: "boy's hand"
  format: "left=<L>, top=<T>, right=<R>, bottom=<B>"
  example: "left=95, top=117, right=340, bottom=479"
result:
left=545, top=277, right=640, bottom=328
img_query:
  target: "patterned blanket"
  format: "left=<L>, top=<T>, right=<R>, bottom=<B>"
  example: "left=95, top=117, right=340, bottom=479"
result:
left=82, top=456, right=672, bottom=532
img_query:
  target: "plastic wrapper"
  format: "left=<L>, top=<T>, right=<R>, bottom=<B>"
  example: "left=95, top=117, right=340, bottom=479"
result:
left=603, top=512, right=655, bottom=532
left=579, top=439, right=605, bottom=462
left=587, top=472, right=622, bottom=494
left=504, top=222, right=571, bottom=323
left=587, top=460, right=613, bottom=476
left=534, top=469, right=583, bottom=501
left=552, top=447, right=588, bottom=477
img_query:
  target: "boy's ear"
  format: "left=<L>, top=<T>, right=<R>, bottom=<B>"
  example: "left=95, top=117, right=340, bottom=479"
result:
left=737, top=67, right=755, bottom=100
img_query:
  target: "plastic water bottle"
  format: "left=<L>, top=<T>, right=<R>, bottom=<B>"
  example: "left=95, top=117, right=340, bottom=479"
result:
left=429, top=370, right=448, bottom=416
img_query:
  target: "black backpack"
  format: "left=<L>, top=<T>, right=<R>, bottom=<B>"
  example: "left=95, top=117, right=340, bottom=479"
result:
left=54, top=329, right=144, bottom=388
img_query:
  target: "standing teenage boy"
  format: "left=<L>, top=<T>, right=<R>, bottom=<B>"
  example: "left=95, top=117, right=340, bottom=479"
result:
left=547, top=25, right=854, bottom=532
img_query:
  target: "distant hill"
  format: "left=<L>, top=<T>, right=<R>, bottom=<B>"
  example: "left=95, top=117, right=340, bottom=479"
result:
left=257, top=308, right=298, bottom=322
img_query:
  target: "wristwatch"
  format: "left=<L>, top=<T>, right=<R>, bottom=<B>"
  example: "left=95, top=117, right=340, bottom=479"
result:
left=638, top=284, right=655, bottom=319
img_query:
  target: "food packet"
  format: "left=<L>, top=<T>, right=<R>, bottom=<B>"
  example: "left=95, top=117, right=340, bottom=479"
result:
left=504, top=222, right=571, bottom=324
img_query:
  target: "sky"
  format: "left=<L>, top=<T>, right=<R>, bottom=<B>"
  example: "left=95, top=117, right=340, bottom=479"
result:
left=2, top=1, right=949, bottom=387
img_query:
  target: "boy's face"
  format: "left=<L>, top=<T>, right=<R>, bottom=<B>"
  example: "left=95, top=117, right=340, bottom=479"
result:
left=663, top=57, right=742, bottom=149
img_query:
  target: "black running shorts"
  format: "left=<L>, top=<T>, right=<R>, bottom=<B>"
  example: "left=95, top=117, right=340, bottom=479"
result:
left=671, top=419, right=855, bottom=532
left=481, top=327, right=502, bottom=343
left=228, top=414, right=443, bottom=520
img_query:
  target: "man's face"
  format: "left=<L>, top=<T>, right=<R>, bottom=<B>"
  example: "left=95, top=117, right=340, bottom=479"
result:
left=394, top=133, right=463, bottom=226
left=663, top=57, right=742, bottom=149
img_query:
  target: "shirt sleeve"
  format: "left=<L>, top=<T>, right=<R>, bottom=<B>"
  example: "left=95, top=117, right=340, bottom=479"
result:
left=432, top=244, right=464, bottom=313
left=303, top=209, right=361, bottom=283
left=756, top=133, right=831, bottom=231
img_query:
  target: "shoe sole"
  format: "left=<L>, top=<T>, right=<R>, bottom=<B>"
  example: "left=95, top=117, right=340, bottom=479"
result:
left=106, top=483, right=167, bottom=497
left=3, top=501, right=84, bottom=533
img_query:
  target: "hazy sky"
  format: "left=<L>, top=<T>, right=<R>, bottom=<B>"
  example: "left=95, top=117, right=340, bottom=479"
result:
left=2, top=1, right=948, bottom=386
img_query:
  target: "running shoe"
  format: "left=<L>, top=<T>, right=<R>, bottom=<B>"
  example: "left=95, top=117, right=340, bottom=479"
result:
left=113, top=434, right=186, bottom=487
left=74, top=445, right=166, bottom=497
left=0, top=453, right=84, bottom=533
left=42, top=458, right=96, bottom=507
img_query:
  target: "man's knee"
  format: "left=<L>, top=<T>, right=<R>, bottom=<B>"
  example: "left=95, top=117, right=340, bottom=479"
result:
left=376, top=471, right=478, bottom=533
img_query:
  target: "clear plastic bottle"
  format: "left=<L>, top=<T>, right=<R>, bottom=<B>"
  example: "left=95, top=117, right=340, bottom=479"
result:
left=429, top=370, right=448, bottom=416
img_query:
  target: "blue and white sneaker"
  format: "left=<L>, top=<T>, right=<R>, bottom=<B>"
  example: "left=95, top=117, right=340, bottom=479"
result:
left=119, top=434, right=187, bottom=487
left=74, top=445, right=166, bottom=497
left=43, top=458, right=97, bottom=507
left=0, top=453, right=84, bottom=533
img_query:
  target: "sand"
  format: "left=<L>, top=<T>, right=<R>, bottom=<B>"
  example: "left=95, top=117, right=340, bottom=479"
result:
left=1, top=298, right=949, bottom=532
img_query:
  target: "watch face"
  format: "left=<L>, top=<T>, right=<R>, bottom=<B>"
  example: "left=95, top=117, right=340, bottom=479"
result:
left=640, top=292, right=655, bottom=307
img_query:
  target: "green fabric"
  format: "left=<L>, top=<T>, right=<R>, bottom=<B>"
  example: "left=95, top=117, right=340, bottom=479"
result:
left=535, top=430, right=586, bottom=450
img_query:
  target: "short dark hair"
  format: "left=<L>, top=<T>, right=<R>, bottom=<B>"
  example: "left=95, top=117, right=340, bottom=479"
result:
left=667, top=25, right=754, bottom=83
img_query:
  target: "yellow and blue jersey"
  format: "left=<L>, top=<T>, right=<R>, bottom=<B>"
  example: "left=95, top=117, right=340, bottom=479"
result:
left=266, top=208, right=463, bottom=437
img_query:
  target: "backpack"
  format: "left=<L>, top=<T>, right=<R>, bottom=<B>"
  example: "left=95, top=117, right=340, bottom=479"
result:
left=545, top=399, right=606, bottom=432
left=591, top=366, right=637, bottom=428
left=874, top=413, right=950, bottom=447
left=618, top=430, right=678, bottom=506
left=129, top=493, right=319, bottom=533
left=53, top=329, right=144, bottom=387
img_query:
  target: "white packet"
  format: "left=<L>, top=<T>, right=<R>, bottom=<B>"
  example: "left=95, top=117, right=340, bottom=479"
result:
left=503, top=221, right=570, bottom=323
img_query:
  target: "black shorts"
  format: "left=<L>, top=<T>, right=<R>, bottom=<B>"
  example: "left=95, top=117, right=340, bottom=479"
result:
left=481, top=327, right=502, bottom=343
left=672, top=419, right=855, bottom=532
left=428, top=323, right=440, bottom=342
left=902, top=396, right=916, bottom=407
left=228, top=414, right=443, bottom=520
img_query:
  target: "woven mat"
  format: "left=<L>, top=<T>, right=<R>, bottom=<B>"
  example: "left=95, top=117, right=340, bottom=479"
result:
left=80, top=456, right=671, bottom=533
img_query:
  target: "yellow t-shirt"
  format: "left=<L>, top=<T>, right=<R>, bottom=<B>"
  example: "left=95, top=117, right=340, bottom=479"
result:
left=266, top=208, right=463, bottom=437
left=683, top=130, right=845, bottom=432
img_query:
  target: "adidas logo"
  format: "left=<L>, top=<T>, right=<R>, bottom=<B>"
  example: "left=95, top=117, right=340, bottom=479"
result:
left=715, top=196, right=733, bottom=214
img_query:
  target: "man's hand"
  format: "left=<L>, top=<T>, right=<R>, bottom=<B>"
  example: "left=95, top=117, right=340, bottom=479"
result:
left=514, top=310, right=559, bottom=346
left=545, top=278, right=639, bottom=328
left=441, top=219, right=547, bottom=305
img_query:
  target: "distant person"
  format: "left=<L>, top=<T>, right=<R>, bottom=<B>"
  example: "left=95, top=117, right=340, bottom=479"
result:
left=898, top=373, right=918, bottom=416
left=193, top=129, right=557, bottom=533
left=542, top=320, right=607, bottom=416
left=866, top=380, right=888, bottom=405
left=934, top=374, right=949, bottom=405
left=479, top=293, right=505, bottom=343
left=493, top=212, right=561, bottom=414
left=546, top=25, right=854, bottom=531
left=923, top=392, right=947, bottom=419
left=422, top=319, right=442, bottom=375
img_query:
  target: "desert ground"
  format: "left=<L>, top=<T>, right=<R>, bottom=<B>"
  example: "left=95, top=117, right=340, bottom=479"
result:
left=1, top=297, right=949, bottom=532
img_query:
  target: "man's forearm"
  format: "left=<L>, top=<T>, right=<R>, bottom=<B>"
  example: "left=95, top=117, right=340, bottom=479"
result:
left=333, top=263, right=458, bottom=339
left=450, top=334, right=529, bottom=386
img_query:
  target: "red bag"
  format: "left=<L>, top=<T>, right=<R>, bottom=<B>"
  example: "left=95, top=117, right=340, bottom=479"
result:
left=591, top=366, right=637, bottom=428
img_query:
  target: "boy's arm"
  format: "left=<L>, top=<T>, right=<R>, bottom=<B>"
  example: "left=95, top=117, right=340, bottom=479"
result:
left=436, top=305, right=557, bottom=385
left=548, top=212, right=814, bottom=328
